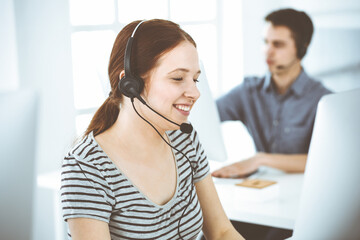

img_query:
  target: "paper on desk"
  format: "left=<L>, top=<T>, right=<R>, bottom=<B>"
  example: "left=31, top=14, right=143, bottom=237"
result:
left=213, top=177, right=279, bottom=202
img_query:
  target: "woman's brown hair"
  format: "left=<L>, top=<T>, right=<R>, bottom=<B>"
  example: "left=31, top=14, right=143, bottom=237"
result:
left=84, top=19, right=196, bottom=137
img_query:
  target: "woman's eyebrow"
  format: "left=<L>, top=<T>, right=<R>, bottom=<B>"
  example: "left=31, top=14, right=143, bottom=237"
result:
left=167, top=68, right=201, bottom=75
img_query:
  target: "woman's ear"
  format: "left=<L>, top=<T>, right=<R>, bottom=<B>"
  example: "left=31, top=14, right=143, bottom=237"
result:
left=119, top=70, right=125, bottom=80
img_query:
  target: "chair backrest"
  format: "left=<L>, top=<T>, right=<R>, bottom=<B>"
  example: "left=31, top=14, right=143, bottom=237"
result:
left=0, top=89, right=38, bottom=240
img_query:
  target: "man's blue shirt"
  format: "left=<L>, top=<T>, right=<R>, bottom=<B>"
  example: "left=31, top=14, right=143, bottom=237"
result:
left=216, top=69, right=332, bottom=154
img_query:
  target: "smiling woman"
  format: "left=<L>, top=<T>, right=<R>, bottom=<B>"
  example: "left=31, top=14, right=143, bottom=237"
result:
left=69, top=0, right=244, bottom=136
left=60, top=19, right=244, bottom=240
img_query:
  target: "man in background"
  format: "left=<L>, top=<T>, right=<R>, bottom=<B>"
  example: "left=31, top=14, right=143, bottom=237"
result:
left=213, top=8, right=332, bottom=239
left=213, top=8, right=332, bottom=179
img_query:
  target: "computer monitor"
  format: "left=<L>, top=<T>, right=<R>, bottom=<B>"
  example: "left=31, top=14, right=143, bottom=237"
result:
left=0, top=90, right=38, bottom=240
left=291, top=88, right=360, bottom=239
left=188, top=62, right=227, bottom=162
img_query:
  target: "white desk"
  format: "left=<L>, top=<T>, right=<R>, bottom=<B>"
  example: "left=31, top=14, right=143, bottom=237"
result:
left=37, top=170, right=65, bottom=240
left=211, top=163, right=304, bottom=230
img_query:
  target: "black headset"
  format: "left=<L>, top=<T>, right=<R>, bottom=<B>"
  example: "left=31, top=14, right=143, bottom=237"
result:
left=297, top=43, right=308, bottom=59
left=118, top=20, right=145, bottom=100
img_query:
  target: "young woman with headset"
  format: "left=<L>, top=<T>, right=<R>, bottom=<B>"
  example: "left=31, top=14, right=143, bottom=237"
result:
left=60, top=19, right=244, bottom=240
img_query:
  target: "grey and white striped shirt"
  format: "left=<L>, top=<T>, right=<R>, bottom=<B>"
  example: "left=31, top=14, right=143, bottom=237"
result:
left=61, top=130, right=209, bottom=240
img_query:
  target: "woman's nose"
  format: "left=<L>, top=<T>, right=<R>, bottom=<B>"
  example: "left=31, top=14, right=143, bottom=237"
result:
left=185, top=81, right=200, bottom=101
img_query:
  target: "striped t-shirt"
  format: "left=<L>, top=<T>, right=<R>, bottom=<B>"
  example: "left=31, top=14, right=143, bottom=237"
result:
left=61, top=129, right=210, bottom=240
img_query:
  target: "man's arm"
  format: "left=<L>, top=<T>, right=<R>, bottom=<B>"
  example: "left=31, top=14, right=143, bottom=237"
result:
left=212, top=153, right=307, bottom=178
left=260, top=153, right=307, bottom=172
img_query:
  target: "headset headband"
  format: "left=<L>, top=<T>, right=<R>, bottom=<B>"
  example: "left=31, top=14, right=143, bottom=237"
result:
left=124, top=20, right=146, bottom=78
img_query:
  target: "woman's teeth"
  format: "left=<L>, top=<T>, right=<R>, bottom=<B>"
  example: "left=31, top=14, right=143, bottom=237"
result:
left=175, top=105, right=190, bottom=112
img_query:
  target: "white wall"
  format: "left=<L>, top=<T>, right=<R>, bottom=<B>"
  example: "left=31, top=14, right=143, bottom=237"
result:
left=0, top=0, right=19, bottom=91
left=13, top=0, right=76, bottom=174
left=1, top=0, right=77, bottom=239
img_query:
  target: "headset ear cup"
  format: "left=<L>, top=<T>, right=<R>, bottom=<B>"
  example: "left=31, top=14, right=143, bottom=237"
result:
left=118, top=75, right=144, bottom=99
left=298, top=45, right=307, bottom=59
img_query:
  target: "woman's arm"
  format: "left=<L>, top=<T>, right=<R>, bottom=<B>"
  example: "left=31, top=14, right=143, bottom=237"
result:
left=195, top=174, right=245, bottom=240
left=67, top=218, right=111, bottom=240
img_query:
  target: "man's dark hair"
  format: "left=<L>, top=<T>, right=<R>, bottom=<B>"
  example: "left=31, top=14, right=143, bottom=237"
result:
left=265, top=8, right=314, bottom=59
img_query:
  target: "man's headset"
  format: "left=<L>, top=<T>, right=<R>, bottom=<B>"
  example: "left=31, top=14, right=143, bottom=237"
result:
left=118, top=20, right=193, bottom=134
left=297, top=43, right=307, bottom=60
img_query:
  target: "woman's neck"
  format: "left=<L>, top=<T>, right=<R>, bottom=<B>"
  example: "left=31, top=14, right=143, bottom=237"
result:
left=102, top=103, right=169, bottom=160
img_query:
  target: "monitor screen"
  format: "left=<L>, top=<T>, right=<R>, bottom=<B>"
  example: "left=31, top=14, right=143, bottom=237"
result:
left=292, top=88, right=360, bottom=239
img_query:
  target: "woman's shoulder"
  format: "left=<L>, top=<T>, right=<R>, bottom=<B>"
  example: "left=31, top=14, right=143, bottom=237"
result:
left=62, top=133, right=120, bottom=195
left=64, top=132, right=115, bottom=174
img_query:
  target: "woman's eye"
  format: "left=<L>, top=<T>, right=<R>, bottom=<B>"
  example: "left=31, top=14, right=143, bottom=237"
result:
left=171, top=77, right=199, bottom=83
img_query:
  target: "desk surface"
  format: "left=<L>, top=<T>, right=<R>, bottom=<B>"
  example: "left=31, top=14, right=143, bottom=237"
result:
left=211, top=163, right=304, bottom=230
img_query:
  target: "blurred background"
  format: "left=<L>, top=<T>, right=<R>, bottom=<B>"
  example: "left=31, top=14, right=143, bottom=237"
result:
left=1, top=0, right=359, bottom=239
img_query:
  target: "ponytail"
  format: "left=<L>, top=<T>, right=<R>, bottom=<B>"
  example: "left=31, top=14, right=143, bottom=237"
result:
left=84, top=96, right=121, bottom=137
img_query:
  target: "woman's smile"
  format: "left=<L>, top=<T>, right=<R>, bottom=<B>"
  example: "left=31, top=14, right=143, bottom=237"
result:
left=173, top=103, right=193, bottom=116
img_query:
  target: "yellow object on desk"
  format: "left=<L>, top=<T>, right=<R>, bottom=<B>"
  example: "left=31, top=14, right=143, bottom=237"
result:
left=236, top=179, right=277, bottom=189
